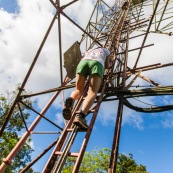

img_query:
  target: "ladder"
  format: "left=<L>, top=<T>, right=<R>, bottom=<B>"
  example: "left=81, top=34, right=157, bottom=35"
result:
left=42, top=79, right=107, bottom=173
left=42, top=4, right=130, bottom=173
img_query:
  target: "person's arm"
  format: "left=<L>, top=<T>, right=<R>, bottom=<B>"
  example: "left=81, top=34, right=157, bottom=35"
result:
left=105, top=55, right=111, bottom=69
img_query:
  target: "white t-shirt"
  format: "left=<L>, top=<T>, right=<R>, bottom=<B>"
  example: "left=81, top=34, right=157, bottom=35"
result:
left=82, top=48, right=110, bottom=67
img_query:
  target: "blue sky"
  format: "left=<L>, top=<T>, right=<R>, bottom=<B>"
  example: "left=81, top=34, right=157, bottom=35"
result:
left=1, top=0, right=173, bottom=173
left=0, top=0, right=18, bottom=13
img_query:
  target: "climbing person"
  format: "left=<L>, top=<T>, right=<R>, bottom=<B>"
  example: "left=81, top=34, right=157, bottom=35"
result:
left=62, top=47, right=110, bottom=129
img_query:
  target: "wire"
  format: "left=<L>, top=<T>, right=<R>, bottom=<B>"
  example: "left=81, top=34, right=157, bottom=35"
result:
left=129, top=85, right=154, bottom=88
left=132, top=97, right=159, bottom=107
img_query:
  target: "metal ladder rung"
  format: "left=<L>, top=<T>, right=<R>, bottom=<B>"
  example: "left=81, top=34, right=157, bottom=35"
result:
left=69, top=152, right=79, bottom=157
left=55, top=151, right=79, bottom=157
left=66, top=128, right=74, bottom=132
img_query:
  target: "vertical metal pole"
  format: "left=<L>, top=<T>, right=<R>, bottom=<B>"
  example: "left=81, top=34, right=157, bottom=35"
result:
left=57, top=0, right=63, bottom=84
left=154, top=0, right=157, bottom=30
left=109, top=3, right=130, bottom=172
left=108, top=100, right=123, bottom=173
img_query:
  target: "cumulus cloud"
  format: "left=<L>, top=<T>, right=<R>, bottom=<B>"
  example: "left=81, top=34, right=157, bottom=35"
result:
left=98, top=100, right=144, bottom=129
left=162, top=112, right=173, bottom=129
left=27, top=140, right=35, bottom=150
left=0, top=0, right=54, bottom=93
left=0, top=0, right=173, bottom=130
left=0, top=0, right=95, bottom=94
left=55, top=112, right=65, bottom=127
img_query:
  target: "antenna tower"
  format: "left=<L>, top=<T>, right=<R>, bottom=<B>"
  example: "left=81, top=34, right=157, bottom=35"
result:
left=0, top=0, right=173, bottom=172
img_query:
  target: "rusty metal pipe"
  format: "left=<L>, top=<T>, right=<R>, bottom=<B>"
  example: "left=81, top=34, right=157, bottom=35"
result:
left=57, top=0, right=63, bottom=84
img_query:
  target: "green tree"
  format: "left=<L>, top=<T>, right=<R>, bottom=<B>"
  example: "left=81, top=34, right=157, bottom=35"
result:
left=116, top=153, right=148, bottom=173
left=63, top=148, right=149, bottom=173
left=0, top=92, right=36, bottom=173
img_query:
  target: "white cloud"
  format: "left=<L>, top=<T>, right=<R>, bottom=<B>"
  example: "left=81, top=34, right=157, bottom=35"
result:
left=98, top=100, right=144, bottom=129
left=0, top=0, right=54, bottom=93
left=55, top=112, right=65, bottom=127
left=98, top=101, right=118, bottom=126
left=123, top=108, right=144, bottom=130
left=0, top=0, right=173, bottom=131
left=19, top=131, right=35, bottom=149
left=27, top=140, right=35, bottom=150
left=162, top=112, right=173, bottom=129
left=0, top=0, right=105, bottom=96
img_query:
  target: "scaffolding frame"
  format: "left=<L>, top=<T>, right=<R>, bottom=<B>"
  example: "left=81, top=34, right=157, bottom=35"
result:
left=0, top=0, right=173, bottom=172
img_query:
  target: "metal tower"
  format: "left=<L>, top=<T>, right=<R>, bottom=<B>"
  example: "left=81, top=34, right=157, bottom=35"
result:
left=0, top=0, right=173, bottom=172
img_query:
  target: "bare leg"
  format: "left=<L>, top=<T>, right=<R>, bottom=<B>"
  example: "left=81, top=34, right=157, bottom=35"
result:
left=63, top=74, right=86, bottom=120
left=73, top=73, right=102, bottom=129
left=71, top=74, right=86, bottom=100
left=81, top=74, right=102, bottom=115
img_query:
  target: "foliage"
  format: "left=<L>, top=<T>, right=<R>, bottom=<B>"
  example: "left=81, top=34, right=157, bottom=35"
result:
left=116, top=153, right=148, bottom=173
left=0, top=91, right=36, bottom=173
left=63, top=148, right=149, bottom=173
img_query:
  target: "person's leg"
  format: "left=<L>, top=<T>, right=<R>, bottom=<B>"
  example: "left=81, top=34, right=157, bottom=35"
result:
left=62, top=73, right=86, bottom=120
left=73, top=73, right=102, bottom=129
left=81, top=73, right=102, bottom=114
left=71, top=73, right=86, bottom=100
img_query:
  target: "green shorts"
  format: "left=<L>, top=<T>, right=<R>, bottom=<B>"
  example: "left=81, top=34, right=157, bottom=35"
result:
left=76, top=60, right=104, bottom=78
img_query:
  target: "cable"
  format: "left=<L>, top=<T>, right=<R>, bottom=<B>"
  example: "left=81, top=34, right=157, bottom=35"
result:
left=132, top=97, right=159, bottom=107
